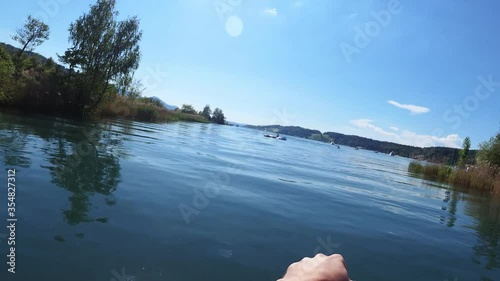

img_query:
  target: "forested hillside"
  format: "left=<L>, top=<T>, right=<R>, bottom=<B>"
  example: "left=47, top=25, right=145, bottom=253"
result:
left=247, top=125, right=477, bottom=164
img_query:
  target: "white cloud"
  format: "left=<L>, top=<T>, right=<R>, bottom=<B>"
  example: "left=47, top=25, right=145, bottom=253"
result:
left=399, top=131, right=462, bottom=148
left=350, top=119, right=398, bottom=137
left=263, top=8, right=278, bottom=16
left=349, top=119, right=462, bottom=148
left=390, top=126, right=399, bottom=131
left=387, top=100, right=430, bottom=115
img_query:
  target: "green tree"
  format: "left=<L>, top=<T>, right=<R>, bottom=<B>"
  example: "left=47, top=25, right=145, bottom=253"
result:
left=127, top=79, right=144, bottom=100
left=181, top=104, right=197, bottom=114
left=212, top=108, right=226, bottom=125
left=309, top=133, right=331, bottom=142
left=201, top=105, right=212, bottom=121
left=477, top=130, right=500, bottom=166
left=116, top=73, right=133, bottom=97
left=43, top=57, right=56, bottom=71
left=60, top=0, right=142, bottom=113
left=309, top=133, right=323, bottom=141
left=116, top=73, right=143, bottom=100
left=458, top=137, right=471, bottom=167
left=0, top=46, right=15, bottom=103
left=11, top=15, right=50, bottom=58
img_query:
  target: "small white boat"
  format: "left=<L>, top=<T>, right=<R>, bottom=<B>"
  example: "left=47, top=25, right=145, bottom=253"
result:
left=264, top=134, right=287, bottom=141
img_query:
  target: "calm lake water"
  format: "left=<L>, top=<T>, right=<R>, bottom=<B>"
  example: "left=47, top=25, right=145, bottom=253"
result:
left=1, top=111, right=500, bottom=281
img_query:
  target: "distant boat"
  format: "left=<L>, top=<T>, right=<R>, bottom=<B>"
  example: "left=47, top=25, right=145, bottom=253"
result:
left=330, top=142, right=340, bottom=149
left=264, top=134, right=287, bottom=141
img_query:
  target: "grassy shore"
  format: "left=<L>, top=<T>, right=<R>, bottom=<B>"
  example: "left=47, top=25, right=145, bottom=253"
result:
left=408, top=161, right=500, bottom=196
left=99, top=95, right=209, bottom=123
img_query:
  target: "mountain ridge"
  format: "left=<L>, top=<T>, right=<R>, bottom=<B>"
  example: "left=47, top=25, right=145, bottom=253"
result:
left=245, top=124, right=476, bottom=164
left=149, top=96, right=178, bottom=111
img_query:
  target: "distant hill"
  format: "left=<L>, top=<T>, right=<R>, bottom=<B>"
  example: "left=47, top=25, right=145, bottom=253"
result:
left=1, top=42, right=68, bottom=73
left=1, top=42, right=49, bottom=63
left=247, top=125, right=477, bottom=164
left=149, top=96, right=178, bottom=110
left=246, top=125, right=322, bottom=139
left=227, top=121, right=247, bottom=126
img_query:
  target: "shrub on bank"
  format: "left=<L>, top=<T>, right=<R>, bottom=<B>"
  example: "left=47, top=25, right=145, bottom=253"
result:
left=438, top=165, right=453, bottom=182
left=409, top=161, right=500, bottom=195
left=100, top=95, right=209, bottom=123
left=449, top=164, right=499, bottom=193
left=408, top=161, right=423, bottom=174
left=494, top=179, right=500, bottom=197
left=409, top=162, right=451, bottom=182
left=136, top=104, right=159, bottom=122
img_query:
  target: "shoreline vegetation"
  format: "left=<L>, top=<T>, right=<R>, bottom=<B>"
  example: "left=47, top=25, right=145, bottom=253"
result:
left=409, top=161, right=500, bottom=196
left=408, top=133, right=500, bottom=196
left=0, top=0, right=227, bottom=125
left=101, top=97, right=208, bottom=123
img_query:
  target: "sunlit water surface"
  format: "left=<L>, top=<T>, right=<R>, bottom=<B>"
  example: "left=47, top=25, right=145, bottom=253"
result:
left=0, top=111, right=499, bottom=281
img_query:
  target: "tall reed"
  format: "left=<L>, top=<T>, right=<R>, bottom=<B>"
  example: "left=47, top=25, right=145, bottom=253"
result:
left=408, top=161, right=500, bottom=196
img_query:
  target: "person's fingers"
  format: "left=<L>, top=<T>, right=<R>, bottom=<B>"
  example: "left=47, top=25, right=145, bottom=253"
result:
left=330, top=254, right=344, bottom=260
left=329, top=254, right=347, bottom=270
left=287, top=261, right=300, bottom=271
left=300, top=257, right=313, bottom=266
left=325, top=254, right=350, bottom=281
left=280, top=254, right=351, bottom=281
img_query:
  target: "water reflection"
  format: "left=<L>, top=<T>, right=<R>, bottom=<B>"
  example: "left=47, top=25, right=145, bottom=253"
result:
left=438, top=183, right=500, bottom=271
left=465, top=196, right=500, bottom=270
left=441, top=189, right=459, bottom=228
left=0, top=114, right=32, bottom=168
left=2, top=111, right=500, bottom=278
left=0, top=112, right=124, bottom=226
left=46, top=124, right=122, bottom=225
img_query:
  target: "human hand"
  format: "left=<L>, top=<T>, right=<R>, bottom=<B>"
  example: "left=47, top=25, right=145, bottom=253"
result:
left=278, top=253, right=350, bottom=281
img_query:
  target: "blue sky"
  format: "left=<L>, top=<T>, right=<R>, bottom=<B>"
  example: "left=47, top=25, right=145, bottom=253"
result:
left=1, top=0, right=499, bottom=148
